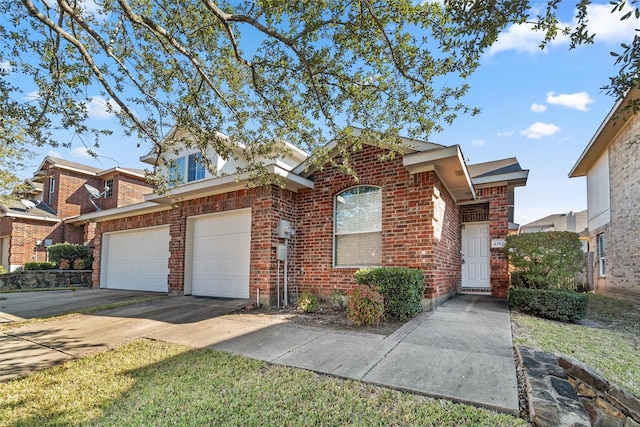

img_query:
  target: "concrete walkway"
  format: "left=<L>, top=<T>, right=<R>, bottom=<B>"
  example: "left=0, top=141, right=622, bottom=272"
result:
left=0, top=291, right=519, bottom=414
left=208, top=294, right=519, bottom=414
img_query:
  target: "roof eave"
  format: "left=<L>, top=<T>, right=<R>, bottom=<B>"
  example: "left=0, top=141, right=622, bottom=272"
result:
left=402, top=145, right=476, bottom=202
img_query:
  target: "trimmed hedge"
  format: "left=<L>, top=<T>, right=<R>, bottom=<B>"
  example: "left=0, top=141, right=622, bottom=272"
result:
left=347, top=285, right=385, bottom=326
left=47, top=243, right=93, bottom=270
left=354, top=267, right=425, bottom=321
left=508, top=288, right=588, bottom=323
left=23, top=262, right=57, bottom=271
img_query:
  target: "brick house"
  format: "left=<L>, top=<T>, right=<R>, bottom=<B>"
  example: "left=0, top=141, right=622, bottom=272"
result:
left=69, top=129, right=528, bottom=308
left=569, top=88, right=640, bottom=296
left=0, top=156, right=153, bottom=271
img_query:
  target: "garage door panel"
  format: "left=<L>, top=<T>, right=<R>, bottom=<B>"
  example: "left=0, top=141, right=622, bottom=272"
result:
left=190, top=210, right=250, bottom=298
left=102, top=227, right=169, bottom=292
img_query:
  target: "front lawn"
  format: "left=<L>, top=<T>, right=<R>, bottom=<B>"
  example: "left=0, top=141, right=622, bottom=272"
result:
left=511, top=293, right=640, bottom=397
left=0, top=339, right=525, bottom=427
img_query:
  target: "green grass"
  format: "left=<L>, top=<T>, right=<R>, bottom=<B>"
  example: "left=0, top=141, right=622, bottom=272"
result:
left=0, top=296, right=166, bottom=332
left=511, top=293, right=640, bottom=397
left=0, top=339, right=525, bottom=427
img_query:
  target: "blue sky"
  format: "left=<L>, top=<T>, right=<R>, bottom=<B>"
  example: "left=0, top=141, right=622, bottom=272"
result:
left=13, top=1, right=637, bottom=225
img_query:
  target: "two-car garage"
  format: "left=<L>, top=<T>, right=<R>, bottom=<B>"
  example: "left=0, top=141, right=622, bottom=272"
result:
left=100, top=209, right=251, bottom=299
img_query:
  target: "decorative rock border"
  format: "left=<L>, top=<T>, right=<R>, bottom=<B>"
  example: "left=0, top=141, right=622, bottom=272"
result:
left=0, top=270, right=92, bottom=291
left=518, top=346, right=640, bottom=427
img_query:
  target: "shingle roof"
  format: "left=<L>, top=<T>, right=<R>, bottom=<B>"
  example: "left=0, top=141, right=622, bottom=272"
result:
left=0, top=199, right=59, bottom=220
left=466, top=158, right=522, bottom=178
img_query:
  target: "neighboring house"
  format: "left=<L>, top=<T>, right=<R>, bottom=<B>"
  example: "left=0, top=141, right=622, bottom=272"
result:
left=569, top=88, right=640, bottom=297
left=519, top=210, right=588, bottom=235
left=68, top=128, right=528, bottom=308
left=0, top=156, right=153, bottom=271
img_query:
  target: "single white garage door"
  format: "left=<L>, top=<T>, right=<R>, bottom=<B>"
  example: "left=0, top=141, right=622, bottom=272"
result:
left=101, top=226, right=170, bottom=292
left=189, top=209, right=251, bottom=298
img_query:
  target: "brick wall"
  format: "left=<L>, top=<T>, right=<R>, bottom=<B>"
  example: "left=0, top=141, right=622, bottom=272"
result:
left=99, top=173, right=153, bottom=210
left=594, top=113, right=640, bottom=296
left=8, top=219, right=64, bottom=266
left=294, top=145, right=461, bottom=303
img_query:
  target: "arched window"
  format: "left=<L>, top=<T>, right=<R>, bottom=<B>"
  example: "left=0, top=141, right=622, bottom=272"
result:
left=334, top=186, right=382, bottom=267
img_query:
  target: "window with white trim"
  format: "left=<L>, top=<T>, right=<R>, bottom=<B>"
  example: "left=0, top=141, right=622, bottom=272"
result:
left=597, top=233, right=606, bottom=276
left=48, top=176, right=55, bottom=203
left=103, top=179, right=113, bottom=198
left=187, top=153, right=205, bottom=182
left=334, top=186, right=382, bottom=267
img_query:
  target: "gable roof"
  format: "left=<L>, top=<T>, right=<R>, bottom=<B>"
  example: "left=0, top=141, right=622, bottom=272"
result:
left=467, top=157, right=528, bottom=187
left=34, top=156, right=146, bottom=179
left=570, top=87, right=640, bottom=177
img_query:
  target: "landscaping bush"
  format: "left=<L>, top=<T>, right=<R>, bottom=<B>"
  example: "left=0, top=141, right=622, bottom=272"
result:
left=297, top=291, right=319, bottom=313
left=0, top=265, right=6, bottom=274
left=47, top=243, right=93, bottom=270
left=508, top=288, right=588, bottom=323
left=505, top=231, right=584, bottom=290
left=23, top=261, right=57, bottom=271
left=347, top=285, right=385, bottom=326
left=354, top=267, right=425, bottom=320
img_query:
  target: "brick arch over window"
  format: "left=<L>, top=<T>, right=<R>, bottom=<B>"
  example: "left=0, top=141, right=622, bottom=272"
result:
left=334, top=185, right=382, bottom=267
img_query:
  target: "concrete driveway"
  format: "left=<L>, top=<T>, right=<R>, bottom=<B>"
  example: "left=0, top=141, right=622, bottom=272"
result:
left=0, top=290, right=250, bottom=382
left=0, top=288, right=167, bottom=323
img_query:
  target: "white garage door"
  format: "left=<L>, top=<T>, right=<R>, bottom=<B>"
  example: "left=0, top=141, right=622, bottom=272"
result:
left=189, top=209, right=251, bottom=298
left=101, top=226, right=170, bottom=292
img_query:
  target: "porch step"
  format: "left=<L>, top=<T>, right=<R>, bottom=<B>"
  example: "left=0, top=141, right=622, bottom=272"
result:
left=459, top=287, right=492, bottom=295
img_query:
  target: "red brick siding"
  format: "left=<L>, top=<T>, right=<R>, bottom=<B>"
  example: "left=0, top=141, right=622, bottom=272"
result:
left=294, top=145, right=461, bottom=300
left=7, top=219, right=64, bottom=266
left=99, top=173, right=153, bottom=210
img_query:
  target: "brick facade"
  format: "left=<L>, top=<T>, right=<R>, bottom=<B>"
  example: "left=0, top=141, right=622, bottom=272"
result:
left=294, top=145, right=462, bottom=305
left=591, top=113, right=640, bottom=296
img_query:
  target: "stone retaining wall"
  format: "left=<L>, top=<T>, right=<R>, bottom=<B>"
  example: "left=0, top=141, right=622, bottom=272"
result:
left=557, top=354, right=640, bottom=427
left=0, top=270, right=92, bottom=290
left=519, top=346, right=640, bottom=427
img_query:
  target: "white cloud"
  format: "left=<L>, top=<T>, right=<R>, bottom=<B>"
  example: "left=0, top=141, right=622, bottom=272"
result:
left=546, top=91, right=594, bottom=111
left=48, top=150, right=63, bottom=158
left=24, top=91, right=40, bottom=102
left=487, top=3, right=637, bottom=56
left=471, top=139, right=486, bottom=147
left=531, top=103, right=547, bottom=113
left=71, top=147, right=94, bottom=159
left=497, top=130, right=515, bottom=137
left=585, top=3, right=637, bottom=43
left=520, top=122, right=561, bottom=139
left=84, top=96, right=120, bottom=119
left=0, top=59, right=11, bottom=74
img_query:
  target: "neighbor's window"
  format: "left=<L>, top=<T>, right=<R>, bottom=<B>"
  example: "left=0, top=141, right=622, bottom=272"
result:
left=334, top=186, right=382, bottom=267
left=48, top=176, right=55, bottom=203
left=103, top=178, right=113, bottom=198
left=187, top=153, right=206, bottom=182
left=597, top=233, right=606, bottom=276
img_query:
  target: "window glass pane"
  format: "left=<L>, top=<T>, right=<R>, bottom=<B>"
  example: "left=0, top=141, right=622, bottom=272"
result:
left=104, top=179, right=113, bottom=198
left=188, top=153, right=205, bottom=182
left=335, top=186, right=381, bottom=234
left=336, top=232, right=381, bottom=266
left=335, top=186, right=381, bottom=266
left=168, top=157, right=185, bottom=186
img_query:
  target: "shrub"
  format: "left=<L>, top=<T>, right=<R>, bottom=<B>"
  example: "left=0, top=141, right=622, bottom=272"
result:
left=354, top=267, right=425, bottom=320
left=297, top=291, right=319, bottom=313
left=47, top=243, right=93, bottom=270
left=23, top=262, right=57, bottom=271
left=330, top=290, right=348, bottom=311
left=508, top=288, right=588, bottom=323
left=0, top=265, right=6, bottom=274
left=347, top=285, right=385, bottom=326
left=505, top=231, right=584, bottom=290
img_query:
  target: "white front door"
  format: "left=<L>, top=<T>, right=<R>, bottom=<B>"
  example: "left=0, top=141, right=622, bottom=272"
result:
left=461, top=223, right=490, bottom=288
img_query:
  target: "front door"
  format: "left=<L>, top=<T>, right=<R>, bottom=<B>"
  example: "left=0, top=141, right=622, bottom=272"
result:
left=461, top=223, right=490, bottom=288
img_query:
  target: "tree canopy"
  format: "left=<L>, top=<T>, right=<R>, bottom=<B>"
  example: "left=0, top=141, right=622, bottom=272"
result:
left=1, top=0, right=638, bottom=191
